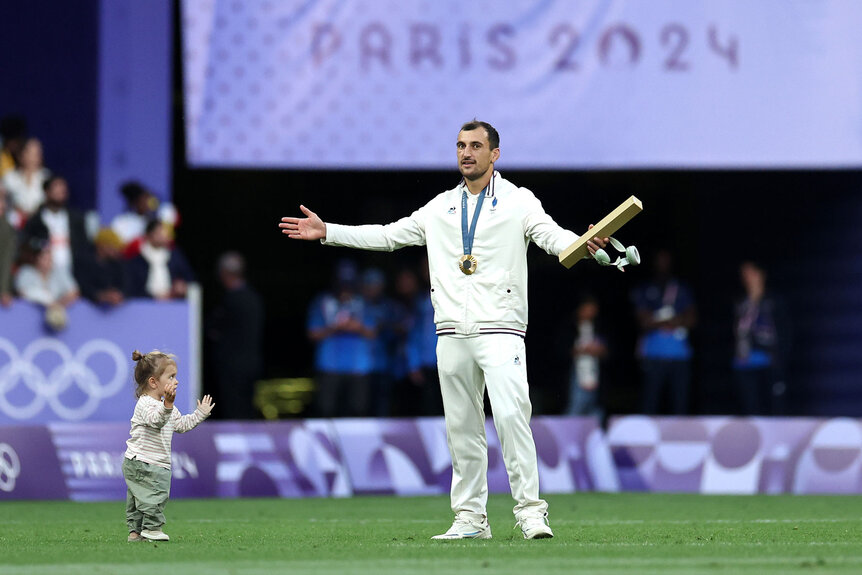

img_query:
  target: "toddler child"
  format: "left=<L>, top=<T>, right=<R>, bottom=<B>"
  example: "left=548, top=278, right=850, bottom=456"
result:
left=123, top=349, right=214, bottom=542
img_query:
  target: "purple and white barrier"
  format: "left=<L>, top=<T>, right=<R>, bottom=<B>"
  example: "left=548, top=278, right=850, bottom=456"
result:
left=0, top=417, right=602, bottom=500
left=1, top=416, right=860, bottom=500
left=607, top=416, right=862, bottom=495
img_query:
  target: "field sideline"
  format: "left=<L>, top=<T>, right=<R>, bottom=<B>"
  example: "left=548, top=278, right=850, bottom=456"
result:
left=2, top=493, right=861, bottom=574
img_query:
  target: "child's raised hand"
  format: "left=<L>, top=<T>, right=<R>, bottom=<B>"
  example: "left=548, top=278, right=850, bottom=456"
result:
left=163, top=382, right=177, bottom=407
left=197, top=395, right=215, bottom=416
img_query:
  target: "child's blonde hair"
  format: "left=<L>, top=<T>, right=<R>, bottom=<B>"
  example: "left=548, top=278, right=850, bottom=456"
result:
left=131, top=349, right=176, bottom=398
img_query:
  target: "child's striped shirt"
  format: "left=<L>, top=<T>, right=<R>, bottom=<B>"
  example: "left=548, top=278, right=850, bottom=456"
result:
left=124, top=395, right=208, bottom=469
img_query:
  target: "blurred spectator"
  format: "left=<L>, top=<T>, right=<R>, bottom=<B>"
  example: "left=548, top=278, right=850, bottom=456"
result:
left=126, top=220, right=195, bottom=300
left=631, top=250, right=697, bottom=415
left=0, top=188, right=16, bottom=306
left=15, top=240, right=79, bottom=329
left=307, top=260, right=377, bottom=417
left=361, top=268, right=400, bottom=417
left=23, top=176, right=92, bottom=277
left=0, top=180, right=9, bottom=226
left=565, top=296, right=608, bottom=417
left=388, top=267, right=419, bottom=414
left=391, top=268, right=420, bottom=377
left=0, top=115, right=27, bottom=178
left=111, top=180, right=178, bottom=257
left=75, top=228, right=128, bottom=306
left=405, top=258, right=442, bottom=416
left=206, top=251, right=264, bottom=420
left=2, top=137, right=50, bottom=221
left=733, top=261, right=790, bottom=415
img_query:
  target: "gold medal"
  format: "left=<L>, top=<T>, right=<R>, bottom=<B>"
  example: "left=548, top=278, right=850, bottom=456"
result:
left=458, top=254, right=478, bottom=275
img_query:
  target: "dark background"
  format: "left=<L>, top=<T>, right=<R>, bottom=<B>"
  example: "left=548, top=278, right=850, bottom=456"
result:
left=3, top=0, right=861, bottom=417
left=172, top=164, right=862, bottom=417
left=0, top=1, right=100, bottom=210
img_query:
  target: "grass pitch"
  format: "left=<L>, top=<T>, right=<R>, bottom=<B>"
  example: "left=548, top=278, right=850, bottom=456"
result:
left=2, top=493, right=862, bottom=574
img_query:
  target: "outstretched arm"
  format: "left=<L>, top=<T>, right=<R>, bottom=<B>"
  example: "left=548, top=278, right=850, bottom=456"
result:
left=279, top=204, right=428, bottom=252
left=280, top=205, right=327, bottom=240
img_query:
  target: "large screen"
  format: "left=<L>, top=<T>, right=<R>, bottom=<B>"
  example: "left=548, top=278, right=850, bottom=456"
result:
left=181, top=0, right=862, bottom=169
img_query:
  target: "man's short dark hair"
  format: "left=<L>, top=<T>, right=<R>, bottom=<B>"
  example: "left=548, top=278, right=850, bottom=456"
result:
left=459, top=120, right=499, bottom=150
left=120, top=181, right=149, bottom=203
left=42, top=175, right=65, bottom=192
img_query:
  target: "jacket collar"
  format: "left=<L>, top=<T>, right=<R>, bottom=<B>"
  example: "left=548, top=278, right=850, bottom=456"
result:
left=457, top=170, right=498, bottom=198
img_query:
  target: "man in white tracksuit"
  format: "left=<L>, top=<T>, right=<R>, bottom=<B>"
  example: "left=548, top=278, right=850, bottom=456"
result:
left=281, top=120, right=607, bottom=540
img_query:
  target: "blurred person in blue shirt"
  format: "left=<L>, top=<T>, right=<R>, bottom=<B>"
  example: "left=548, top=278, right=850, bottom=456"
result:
left=631, top=250, right=697, bottom=415
left=733, top=261, right=789, bottom=415
left=405, top=257, right=442, bottom=416
left=361, top=267, right=402, bottom=418
left=389, top=268, right=420, bottom=386
left=307, top=260, right=377, bottom=417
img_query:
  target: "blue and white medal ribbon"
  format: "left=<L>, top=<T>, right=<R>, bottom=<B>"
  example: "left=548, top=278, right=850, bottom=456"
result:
left=459, top=186, right=487, bottom=275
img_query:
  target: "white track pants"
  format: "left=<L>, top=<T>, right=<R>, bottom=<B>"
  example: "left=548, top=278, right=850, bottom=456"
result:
left=437, top=334, right=548, bottom=520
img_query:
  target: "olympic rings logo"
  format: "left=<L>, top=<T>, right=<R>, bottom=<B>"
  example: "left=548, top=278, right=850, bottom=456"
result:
left=0, top=443, right=21, bottom=492
left=0, top=337, right=128, bottom=421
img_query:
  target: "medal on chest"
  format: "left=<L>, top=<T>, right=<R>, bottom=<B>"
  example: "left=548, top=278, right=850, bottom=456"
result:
left=459, top=182, right=490, bottom=276
left=458, top=254, right=478, bottom=275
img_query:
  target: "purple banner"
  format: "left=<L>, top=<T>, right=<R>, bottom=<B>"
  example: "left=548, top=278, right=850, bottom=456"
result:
left=0, top=417, right=600, bottom=501
left=2, top=417, right=861, bottom=500
left=533, top=416, right=618, bottom=493
left=206, top=421, right=350, bottom=499
left=48, top=422, right=215, bottom=502
left=182, top=0, right=862, bottom=169
left=0, top=425, right=66, bottom=500
left=0, top=298, right=199, bottom=424
left=606, top=416, right=862, bottom=494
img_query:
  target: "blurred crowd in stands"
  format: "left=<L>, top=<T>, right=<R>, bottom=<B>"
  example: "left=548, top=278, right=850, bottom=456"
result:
left=306, top=257, right=441, bottom=418
left=0, top=116, right=193, bottom=329
left=1, top=114, right=790, bottom=421
left=301, top=246, right=789, bottom=421
left=563, top=249, right=789, bottom=421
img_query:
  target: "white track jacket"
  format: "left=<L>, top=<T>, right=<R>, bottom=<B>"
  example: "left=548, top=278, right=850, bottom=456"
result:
left=322, top=172, right=578, bottom=337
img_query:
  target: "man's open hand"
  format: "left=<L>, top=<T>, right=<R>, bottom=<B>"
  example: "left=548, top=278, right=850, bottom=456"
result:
left=279, top=205, right=326, bottom=240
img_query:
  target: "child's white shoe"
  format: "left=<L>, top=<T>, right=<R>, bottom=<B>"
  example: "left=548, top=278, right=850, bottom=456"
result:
left=141, top=529, right=170, bottom=541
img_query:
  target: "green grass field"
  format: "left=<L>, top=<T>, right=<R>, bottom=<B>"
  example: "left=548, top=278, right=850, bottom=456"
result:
left=2, top=493, right=862, bottom=574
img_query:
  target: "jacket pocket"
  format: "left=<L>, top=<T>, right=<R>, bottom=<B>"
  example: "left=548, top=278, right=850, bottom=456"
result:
left=503, top=280, right=517, bottom=310
left=429, top=282, right=439, bottom=312
left=502, top=272, right=517, bottom=310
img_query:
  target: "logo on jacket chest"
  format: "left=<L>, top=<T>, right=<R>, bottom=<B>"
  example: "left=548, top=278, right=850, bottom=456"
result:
left=448, top=197, right=499, bottom=216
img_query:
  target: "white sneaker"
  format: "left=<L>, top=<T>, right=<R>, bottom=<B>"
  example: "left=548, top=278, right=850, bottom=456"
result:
left=516, top=513, right=554, bottom=539
left=431, top=513, right=492, bottom=540
left=141, top=529, right=170, bottom=541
